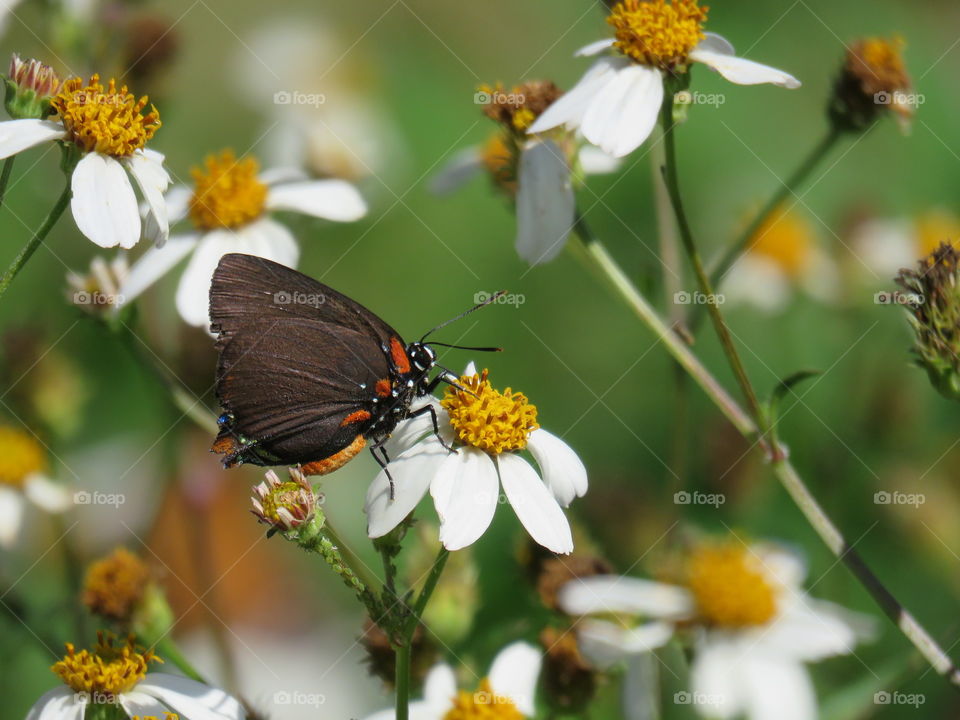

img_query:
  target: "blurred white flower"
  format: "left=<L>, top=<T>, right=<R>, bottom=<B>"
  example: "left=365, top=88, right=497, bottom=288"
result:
left=66, top=254, right=128, bottom=314
left=363, top=641, right=542, bottom=720
left=0, top=73, right=170, bottom=248
left=365, top=363, right=586, bottom=554
left=849, top=209, right=960, bottom=281
left=120, top=149, right=367, bottom=327
left=560, top=540, right=869, bottom=720
left=0, top=0, right=24, bottom=37
left=529, top=0, right=799, bottom=157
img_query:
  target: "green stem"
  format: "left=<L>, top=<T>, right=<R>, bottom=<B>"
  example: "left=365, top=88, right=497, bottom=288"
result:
left=155, top=636, right=207, bottom=683
left=0, top=179, right=71, bottom=301
left=659, top=91, right=767, bottom=434
left=322, top=514, right=381, bottom=595
left=406, top=548, right=449, bottom=637
left=49, top=513, right=85, bottom=640
left=395, top=641, right=411, bottom=720
left=301, top=520, right=380, bottom=614
left=0, top=156, right=15, bottom=210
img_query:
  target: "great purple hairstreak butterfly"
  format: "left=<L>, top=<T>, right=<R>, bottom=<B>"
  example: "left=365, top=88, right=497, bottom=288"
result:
left=209, top=253, right=501, bottom=494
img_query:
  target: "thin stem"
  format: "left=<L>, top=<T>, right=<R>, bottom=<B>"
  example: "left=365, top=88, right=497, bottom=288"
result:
left=395, top=641, right=411, bottom=720
left=0, top=156, right=15, bottom=210
left=50, top=513, right=85, bottom=640
left=659, top=94, right=766, bottom=431
left=322, top=514, right=381, bottom=595
left=155, top=636, right=207, bottom=683
left=0, top=179, right=71, bottom=301
left=406, top=548, right=449, bottom=637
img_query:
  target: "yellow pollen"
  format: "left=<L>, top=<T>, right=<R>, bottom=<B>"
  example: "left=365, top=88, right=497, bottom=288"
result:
left=748, top=205, right=813, bottom=277
left=480, top=133, right=517, bottom=194
left=915, top=210, right=960, bottom=258
left=82, top=548, right=151, bottom=623
left=0, top=426, right=46, bottom=488
left=442, top=369, right=539, bottom=455
left=511, top=107, right=536, bottom=133
left=51, top=632, right=160, bottom=698
left=189, top=150, right=269, bottom=230
left=442, top=678, right=524, bottom=720
left=51, top=75, right=160, bottom=157
left=686, top=543, right=777, bottom=628
left=261, top=481, right=310, bottom=523
left=608, top=0, right=707, bottom=68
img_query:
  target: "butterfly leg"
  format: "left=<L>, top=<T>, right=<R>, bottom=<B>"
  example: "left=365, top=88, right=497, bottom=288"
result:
left=368, top=442, right=396, bottom=500
left=407, top=403, right=457, bottom=454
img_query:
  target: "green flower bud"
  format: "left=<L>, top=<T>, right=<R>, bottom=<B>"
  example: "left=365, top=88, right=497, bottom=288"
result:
left=4, top=54, right=61, bottom=119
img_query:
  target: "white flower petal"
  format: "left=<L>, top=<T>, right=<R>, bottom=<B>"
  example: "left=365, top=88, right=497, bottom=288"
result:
left=463, top=361, right=478, bottom=377
left=24, top=686, right=76, bottom=720
left=365, top=435, right=449, bottom=538
left=576, top=38, right=616, bottom=57
left=119, top=233, right=200, bottom=306
left=498, top=453, right=573, bottom=554
left=0, top=119, right=65, bottom=159
left=383, top=398, right=444, bottom=459
left=71, top=153, right=142, bottom=249
left=720, top=255, right=791, bottom=312
left=125, top=149, right=171, bottom=246
left=580, top=63, right=663, bottom=158
left=577, top=145, right=622, bottom=175
left=243, top=216, right=300, bottom=268
left=696, top=32, right=735, bottom=55
left=516, top=139, right=574, bottom=266
left=690, top=637, right=747, bottom=718
left=623, top=653, right=658, bottom=720
left=0, top=486, right=24, bottom=548
left=754, top=543, right=807, bottom=589
left=175, top=230, right=238, bottom=327
left=266, top=179, right=367, bottom=222
left=260, top=166, right=309, bottom=185
left=576, top=619, right=674, bottom=669
left=422, top=663, right=458, bottom=710
left=120, top=691, right=171, bottom=719
left=24, top=474, right=71, bottom=513
left=558, top=575, right=694, bottom=618
left=759, top=596, right=861, bottom=661
left=690, top=49, right=801, bottom=88
left=488, top=642, right=542, bottom=716
left=741, top=658, right=816, bottom=720
left=528, top=57, right=628, bottom=135
left=526, top=428, right=587, bottom=507
left=433, top=448, right=499, bottom=551
left=164, top=185, right=194, bottom=226
left=138, top=674, right=245, bottom=720
left=430, top=146, right=483, bottom=195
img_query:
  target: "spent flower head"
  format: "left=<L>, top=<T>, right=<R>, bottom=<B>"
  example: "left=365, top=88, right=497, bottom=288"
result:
left=830, top=36, right=914, bottom=132
left=82, top=547, right=152, bottom=624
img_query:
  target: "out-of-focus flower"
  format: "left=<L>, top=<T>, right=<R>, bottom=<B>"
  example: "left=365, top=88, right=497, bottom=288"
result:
left=536, top=553, right=613, bottom=612
left=0, top=71, right=170, bottom=248
left=432, top=80, right=620, bottom=265
left=363, top=642, right=542, bottom=720
left=83, top=547, right=153, bottom=624
left=529, top=0, right=799, bottom=158
left=0, top=425, right=71, bottom=547
left=366, top=363, right=586, bottom=554
left=27, top=632, right=246, bottom=719
left=829, top=36, right=915, bottom=133
left=250, top=467, right=317, bottom=532
left=0, top=1, right=24, bottom=38
left=66, top=254, right=129, bottom=315
left=4, top=54, right=61, bottom=119
left=122, top=14, right=180, bottom=92
left=721, top=205, right=837, bottom=312
left=560, top=539, right=868, bottom=720
left=849, top=209, right=960, bottom=281
left=540, top=627, right=597, bottom=714
left=897, top=243, right=960, bottom=402
left=360, top=617, right=436, bottom=689
left=119, top=149, right=367, bottom=327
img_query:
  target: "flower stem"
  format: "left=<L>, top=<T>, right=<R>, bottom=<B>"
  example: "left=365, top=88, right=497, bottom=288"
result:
left=0, top=180, right=71, bottom=301
left=0, top=156, right=16, bottom=209
left=406, top=547, right=449, bottom=637
left=155, top=636, right=207, bottom=683
left=395, top=641, right=412, bottom=720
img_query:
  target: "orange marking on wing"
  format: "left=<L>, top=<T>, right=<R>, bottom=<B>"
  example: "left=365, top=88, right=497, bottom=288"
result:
left=340, top=409, right=372, bottom=427
left=300, top=435, right=367, bottom=476
left=375, top=379, right=392, bottom=397
left=211, top=434, right=239, bottom=456
left=390, top=337, right=411, bottom=374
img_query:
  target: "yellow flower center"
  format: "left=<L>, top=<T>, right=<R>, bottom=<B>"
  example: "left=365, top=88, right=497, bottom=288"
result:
left=479, top=81, right=564, bottom=134
left=50, top=75, right=160, bottom=157
left=261, top=480, right=311, bottom=523
left=189, top=150, right=269, bottom=230
left=480, top=133, right=518, bottom=195
left=607, top=0, right=707, bottom=68
left=82, top=548, right=151, bottom=623
left=0, top=426, right=46, bottom=488
left=686, top=543, right=777, bottom=628
left=748, top=206, right=813, bottom=278
left=51, top=632, right=160, bottom=698
left=916, top=210, right=960, bottom=258
left=443, top=678, right=524, bottom=720
left=442, top=369, right=539, bottom=455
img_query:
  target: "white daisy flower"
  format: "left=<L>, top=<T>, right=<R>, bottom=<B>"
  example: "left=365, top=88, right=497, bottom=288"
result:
left=0, top=425, right=71, bottom=548
left=27, top=633, right=246, bottom=720
left=363, top=641, right=542, bottom=720
left=119, top=149, right=367, bottom=327
left=0, top=72, right=170, bottom=248
left=560, top=540, right=868, bottom=720
left=849, top=209, right=960, bottom=281
left=529, top=0, right=800, bottom=158
left=365, top=363, right=586, bottom=554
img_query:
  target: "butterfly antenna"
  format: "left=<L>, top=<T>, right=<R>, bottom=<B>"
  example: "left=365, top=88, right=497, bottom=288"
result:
left=420, top=291, right=507, bottom=342
left=426, top=341, right=502, bottom=353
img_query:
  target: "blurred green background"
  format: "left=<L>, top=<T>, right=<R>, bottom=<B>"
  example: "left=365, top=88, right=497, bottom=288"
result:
left=2, top=0, right=960, bottom=718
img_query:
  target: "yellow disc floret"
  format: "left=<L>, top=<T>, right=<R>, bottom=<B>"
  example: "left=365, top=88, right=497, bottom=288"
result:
left=608, top=0, right=708, bottom=68
left=481, top=133, right=517, bottom=195
left=443, top=678, right=524, bottom=720
left=0, top=426, right=46, bottom=488
left=51, top=75, right=160, bottom=157
left=82, top=548, right=151, bottom=623
left=189, top=150, right=269, bottom=230
left=51, top=632, right=160, bottom=699
left=442, top=369, right=539, bottom=455
left=686, top=542, right=777, bottom=628
left=748, top=205, right=814, bottom=277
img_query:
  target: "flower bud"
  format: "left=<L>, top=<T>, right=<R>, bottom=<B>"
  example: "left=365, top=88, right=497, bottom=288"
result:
left=4, top=55, right=61, bottom=119
left=250, top=467, right=317, bottom=531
